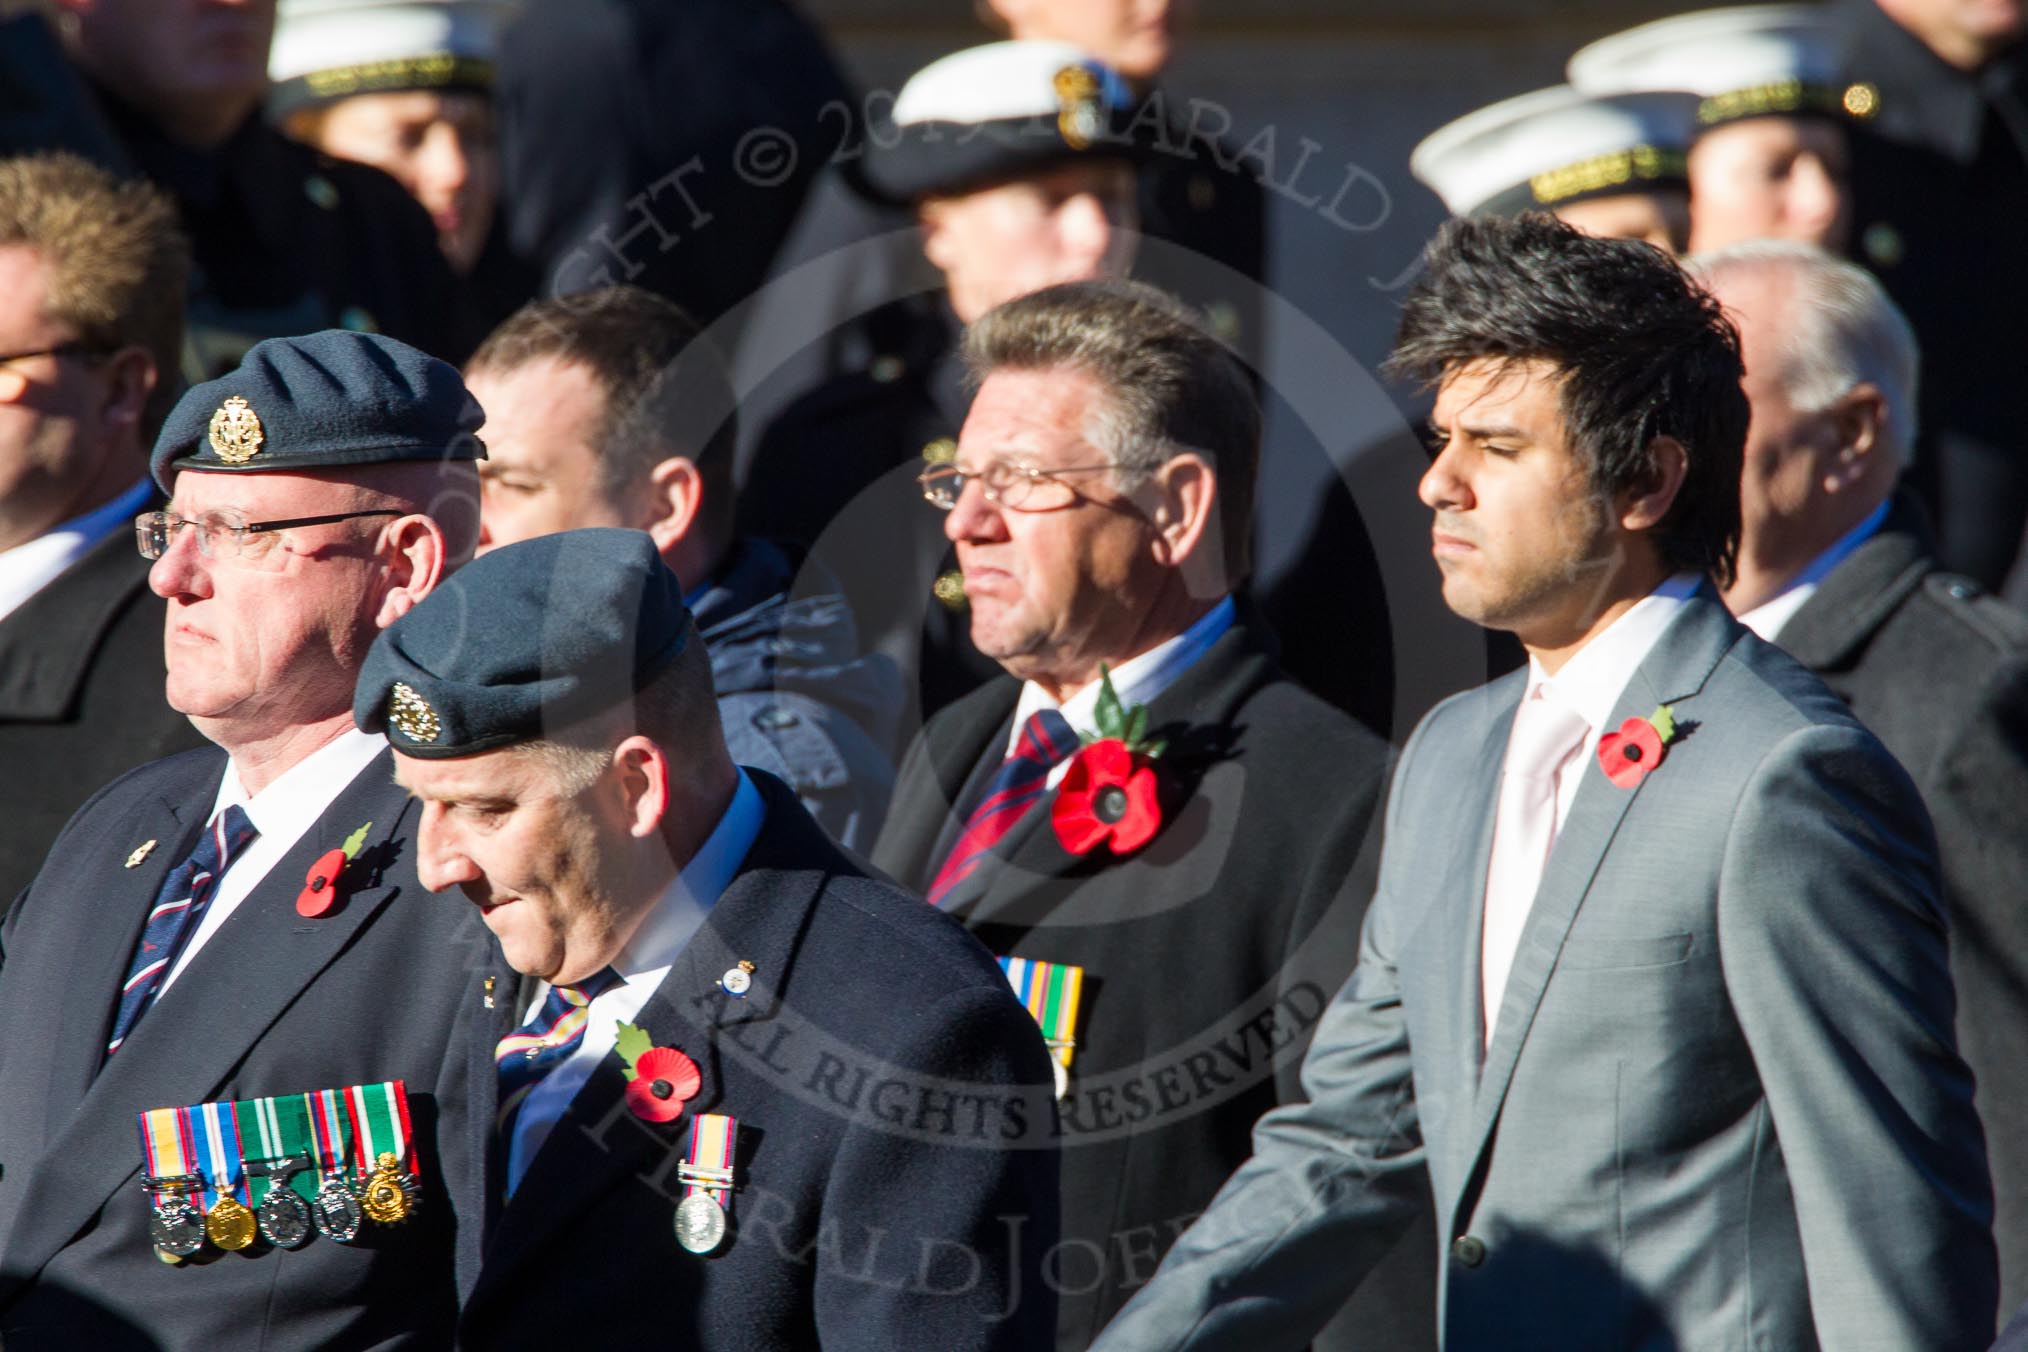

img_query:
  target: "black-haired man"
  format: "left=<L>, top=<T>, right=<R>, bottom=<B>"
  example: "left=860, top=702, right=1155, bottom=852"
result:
left=1092, top=214, right=1996, bottom=1350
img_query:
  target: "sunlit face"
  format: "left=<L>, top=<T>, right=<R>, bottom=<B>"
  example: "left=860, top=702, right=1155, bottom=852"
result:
left=61, top=0, right=275, bottom=114
left=1419, top=358, right=1625, bottom=647
left=466, top=357, right=625, bottom=553
left=1687, top=116, right=1850, bottom=253
left=920, top=161, right=1138, bottom=324
left=0, top=245, right=131, bottom=553
left=399, top=745, right=647, bottom=985
left=945, top=366, right=1161, bottom=687
left=1555, top=188, right=1691, bottom=255
left=147, top=469, right=396, bottom=741
left=991, top=0, right=1187, bottom=81
left=309, top=90, right=499, bottom=273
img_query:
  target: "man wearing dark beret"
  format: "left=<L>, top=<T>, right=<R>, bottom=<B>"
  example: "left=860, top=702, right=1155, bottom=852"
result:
left=0, top=329, right=491, bottom=1349
left=357, top=527, right=1060, bottom=1350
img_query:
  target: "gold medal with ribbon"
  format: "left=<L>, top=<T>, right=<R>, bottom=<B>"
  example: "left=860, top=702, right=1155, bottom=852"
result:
left=347, top=1081, right=421, bottom=1224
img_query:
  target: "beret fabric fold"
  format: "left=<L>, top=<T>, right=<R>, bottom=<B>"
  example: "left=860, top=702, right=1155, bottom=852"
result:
left=355, top=528, right=691, bottom=758
left=151, top=329, right=486, bottom=493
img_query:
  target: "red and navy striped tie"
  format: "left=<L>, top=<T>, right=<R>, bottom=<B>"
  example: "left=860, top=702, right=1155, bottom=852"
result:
left=926, top=708, right=1079, bottom=907
left=106, top=804, right=258, bottom=1057
left=495, top=967, right=625, bottom=1136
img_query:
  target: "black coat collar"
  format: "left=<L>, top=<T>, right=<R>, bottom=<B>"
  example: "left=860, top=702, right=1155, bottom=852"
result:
left=1773, top=492, right=1939, bottom=670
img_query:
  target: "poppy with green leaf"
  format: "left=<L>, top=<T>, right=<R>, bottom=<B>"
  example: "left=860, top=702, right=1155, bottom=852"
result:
left=1052, top=666, right=1166, bottom=857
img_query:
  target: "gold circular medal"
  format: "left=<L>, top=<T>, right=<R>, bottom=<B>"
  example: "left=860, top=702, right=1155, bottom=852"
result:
left=205, top=1194, right=258, bottom=1251
left=361, top=1152, right=413, bottom=1224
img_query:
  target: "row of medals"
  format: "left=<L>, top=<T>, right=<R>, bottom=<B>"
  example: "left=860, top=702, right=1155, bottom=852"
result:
left=144, top=1151, right=420, bottom=1259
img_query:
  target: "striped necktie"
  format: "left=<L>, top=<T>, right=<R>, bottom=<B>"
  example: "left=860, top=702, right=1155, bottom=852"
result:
left=926, top=708, right=1079, bottom=907
left=495, top=967, right=625, bottom=1135
left=107, top=804, right=259, bottom=1058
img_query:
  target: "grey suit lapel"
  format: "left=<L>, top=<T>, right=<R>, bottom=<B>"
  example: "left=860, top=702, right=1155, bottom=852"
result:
left=1463, top=592, right=1744, bottom=1176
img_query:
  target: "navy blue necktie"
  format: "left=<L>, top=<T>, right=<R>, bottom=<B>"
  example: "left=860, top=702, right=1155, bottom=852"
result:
left=107, top=805, right=258, bottom=1057
left=494, top=967, right=625, bottom=1135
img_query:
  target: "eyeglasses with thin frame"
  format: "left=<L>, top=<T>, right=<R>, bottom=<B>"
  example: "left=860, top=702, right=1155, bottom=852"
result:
left=0, top=342, right=112, bottom=403
left=135, top=509, right=403, bottom=562
left=917, top=459, right=1125, bottom=512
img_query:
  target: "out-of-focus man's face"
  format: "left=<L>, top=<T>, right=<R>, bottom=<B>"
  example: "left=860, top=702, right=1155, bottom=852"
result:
left=1705, top=267, right=1840, bottom=545
left=1418, top=357, right=1624, bottom=647
left=920, top=160, right=1138, bottom=325
left=466, top=357, right=626, bottom=554
left=308, top=90, right=499, bottom=274
left=147, top=468, right=396, bottom=740
left=0, top=245, right=131, bottom=553
left=1555, top=188, right=1691, bottom=255
left=399, top=744, right=646, bottom=986
left=1687, top=116, right=1849, bottom=254
left=990, top=0, right=1187, bottom=82
left=944, top=365, right=1163, bottom=688
left=61, top=0, right=275, bottom=115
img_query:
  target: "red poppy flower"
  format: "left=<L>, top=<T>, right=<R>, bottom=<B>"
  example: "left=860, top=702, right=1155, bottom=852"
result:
left=1597, top=716, right=1666, bottom=789
left=625, top=1046, right=701, bottom=1123
left=297, top=848, right=348, bottom=918
left=1052, top=738, right=1161, bottom=857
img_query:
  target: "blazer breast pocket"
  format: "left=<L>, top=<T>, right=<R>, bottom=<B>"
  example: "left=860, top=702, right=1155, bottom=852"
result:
left=1557, top=932, right=1695, bottom=971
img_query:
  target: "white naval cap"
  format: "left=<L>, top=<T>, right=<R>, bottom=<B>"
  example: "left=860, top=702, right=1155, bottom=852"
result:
left=269, top=0, right=521, bottom=115
left=1412, top=84, right=1700, bottom=217
left=1568, top=5, right=1878, bottom=128
left=863, top=41, right=1138, bottom=203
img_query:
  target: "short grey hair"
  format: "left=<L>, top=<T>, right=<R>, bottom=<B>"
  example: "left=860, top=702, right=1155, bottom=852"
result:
left=961, top=278, right=1260, bottom=583
left=1685, top=240, right=1920, bottom=459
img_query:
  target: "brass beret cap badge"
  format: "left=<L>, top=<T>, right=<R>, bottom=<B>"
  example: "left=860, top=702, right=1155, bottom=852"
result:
left=207, top=395, right=265, bottom=464
left=389, top=682, right=442, bottom=743
left=1054, top=65, right=1103, bottom=151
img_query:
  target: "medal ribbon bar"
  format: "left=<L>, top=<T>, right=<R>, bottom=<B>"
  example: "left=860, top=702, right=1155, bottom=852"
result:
left=308, top=1087, right=354, bottom=1177
left=137, top=1105, right=199, bottom=1198
left=998, top=956, right=1083, bottom=1076
left=240, top=1092, right=317, bottom=1205
left=188, top=1100, right=247, bottom=1211
left=681, top=1113, right=737, bottom=1200
left=344, top=1080, right=416, bottom=1175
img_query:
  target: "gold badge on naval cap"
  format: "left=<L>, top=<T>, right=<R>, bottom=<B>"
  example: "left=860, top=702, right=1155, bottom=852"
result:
left=207, top=395, right=265, bottom=464
left=388, top=682, right=441, bottom=744
left=1053, top=65, right=1103, bottom=151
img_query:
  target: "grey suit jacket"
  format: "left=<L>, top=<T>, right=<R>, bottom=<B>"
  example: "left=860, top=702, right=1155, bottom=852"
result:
left=1094, top=591, right=1996, bottom=1351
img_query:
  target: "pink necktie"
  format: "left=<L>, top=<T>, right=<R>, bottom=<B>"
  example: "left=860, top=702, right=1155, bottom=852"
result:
left=1481, top=688, right=1589, bottom=1047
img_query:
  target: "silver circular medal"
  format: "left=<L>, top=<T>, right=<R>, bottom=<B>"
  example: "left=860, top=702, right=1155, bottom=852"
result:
left=312, top=1176, right=364, bottom=1244
left=149, top=1199, right=206, bottom=1257
left=674, top=1192, right=728, bottom=1254
left=259, top=1186, right=313, bottom=1248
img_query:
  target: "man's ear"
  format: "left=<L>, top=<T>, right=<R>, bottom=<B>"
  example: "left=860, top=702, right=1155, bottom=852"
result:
left=641, top=456, right=704, bottom=555
left=372, top=515, right=449, bottom=628
left=1823, top=382, right=1888, bottom=493
left=1144, top=451, right=1220, bottom=579
left=1617, top=435, right=1689, bottom=534
left=97, top=346, right=154, bottom=442
left=611, top=734, right=670, bottom=838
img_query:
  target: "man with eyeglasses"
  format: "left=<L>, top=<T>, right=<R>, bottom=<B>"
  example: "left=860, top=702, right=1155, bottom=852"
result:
left=0, top=329, right=494, bottom=1349
left=871, top=279, right=1427, bottom=1349
left=0, top=151, right=205, bottom=911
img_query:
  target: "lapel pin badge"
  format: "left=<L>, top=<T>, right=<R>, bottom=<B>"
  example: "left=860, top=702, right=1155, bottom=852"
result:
left=125, top=839, right=158, bottom=869
left=483, top=975, right=496, bottom=1010
left=720, top=960, right=756, bottom=998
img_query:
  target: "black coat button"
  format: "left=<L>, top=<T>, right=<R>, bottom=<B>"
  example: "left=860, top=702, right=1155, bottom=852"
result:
left=1451, top=1234, right=1486, bottom=1267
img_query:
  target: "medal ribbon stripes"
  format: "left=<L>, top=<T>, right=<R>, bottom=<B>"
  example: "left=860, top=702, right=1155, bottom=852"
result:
left=309, top=1087, right=355, bottom=1180
left=187, top=1100, right=249, bottom=1211
left=343, top=1080, right=417, bottom=1178
left=683, top=1113, right=737, bottom=1201
left=998, top=956, right=1083, bottom=1078
left=238, top=1091, right=317, bottom=1205
left=137, top=1104, right=200, bottom=1201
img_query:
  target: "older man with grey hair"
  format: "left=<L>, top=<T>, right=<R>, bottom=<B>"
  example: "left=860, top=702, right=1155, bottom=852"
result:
left=1690, top=238, right=2028, bottom=1315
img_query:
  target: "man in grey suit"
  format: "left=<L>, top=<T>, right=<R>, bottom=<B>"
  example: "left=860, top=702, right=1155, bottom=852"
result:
left=1091, top=212, right=1997, bottom=1350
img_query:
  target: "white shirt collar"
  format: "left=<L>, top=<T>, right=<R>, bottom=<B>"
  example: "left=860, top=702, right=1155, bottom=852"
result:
left=1006, top=594, right=1236, bottom=757
left=1737, top=500, right=1891, bottom=642
left=612, top=768, right=765, bottom=981
left=0, top=478, right=153, bottom=623
left=1523, top=572, right=1703, bottom=739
